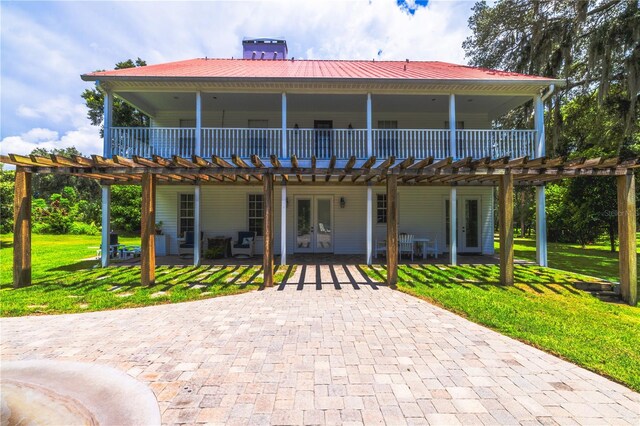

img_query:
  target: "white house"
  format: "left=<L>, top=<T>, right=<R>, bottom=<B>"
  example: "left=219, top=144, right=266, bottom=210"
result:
left=80, top=38, right=561, bottom=267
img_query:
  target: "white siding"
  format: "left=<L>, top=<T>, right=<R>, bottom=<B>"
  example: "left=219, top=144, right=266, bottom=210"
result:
left=151, top=110, right=490, bottom=130
left=155, top=185, right=494, bottom=256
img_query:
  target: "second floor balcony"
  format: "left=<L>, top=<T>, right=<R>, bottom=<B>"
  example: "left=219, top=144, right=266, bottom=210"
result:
left=110, top=127, right=537, bottom=160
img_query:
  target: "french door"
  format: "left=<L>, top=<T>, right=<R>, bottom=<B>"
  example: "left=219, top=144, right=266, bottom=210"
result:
left=295, top=196, right=334, bottom=253
left=314, top=120, right=333, bottom=158
left=445, top=197, right=481, bottom=253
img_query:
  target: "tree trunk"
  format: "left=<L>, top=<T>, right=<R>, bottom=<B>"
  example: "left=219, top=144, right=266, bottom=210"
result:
left=608, top=221, right=616, bottom=253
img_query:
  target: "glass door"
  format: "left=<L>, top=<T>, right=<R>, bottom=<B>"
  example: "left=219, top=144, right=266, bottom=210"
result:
left=460, top=197, right=481, bottom=252
left=315, top=197, right=333, bottom=253
left=444, top=197, right=481, bottom=253
left=296, top=198, right=313, bottom=253
left=295, top=196, right=334, bottom=253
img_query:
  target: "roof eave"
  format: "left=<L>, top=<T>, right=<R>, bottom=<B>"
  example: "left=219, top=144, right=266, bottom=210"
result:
left=81, top=74, right=566, bottom=87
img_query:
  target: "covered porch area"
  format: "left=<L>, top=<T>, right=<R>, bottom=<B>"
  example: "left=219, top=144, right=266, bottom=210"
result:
left=4, top=152, right=638, bottom=305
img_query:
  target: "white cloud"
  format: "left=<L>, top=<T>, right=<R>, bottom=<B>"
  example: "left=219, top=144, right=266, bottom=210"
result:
left=1, top=124, right=101, bottom=157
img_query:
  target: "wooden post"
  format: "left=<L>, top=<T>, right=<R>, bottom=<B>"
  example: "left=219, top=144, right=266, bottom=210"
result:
left=280, top=183, right=287, bottom=265
left=499, top=172, right=514, bottom=285
left=141, top=172, right=156, bottom=286
left=263, top=174, right=274, bottom=287
left=13, top=168, right=31, bottom=288
left=617, top=173, right=637, bottom=306
left=386, top=174, right=398, bottom=288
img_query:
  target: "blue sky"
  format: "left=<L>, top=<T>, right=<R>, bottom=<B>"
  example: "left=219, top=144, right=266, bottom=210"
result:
left=1, top=0, right=474, bottom=157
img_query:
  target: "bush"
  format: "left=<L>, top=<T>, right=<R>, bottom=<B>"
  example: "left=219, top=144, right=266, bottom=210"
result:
left=69, top=221, right=100, bottom=235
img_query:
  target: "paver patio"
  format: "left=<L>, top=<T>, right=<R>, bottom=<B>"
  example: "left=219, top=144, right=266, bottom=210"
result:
left=1, top=265, right=638, bottom=425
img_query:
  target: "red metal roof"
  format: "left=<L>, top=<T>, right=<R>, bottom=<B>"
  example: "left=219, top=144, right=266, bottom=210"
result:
left=84, top=59, right=553, bottom=82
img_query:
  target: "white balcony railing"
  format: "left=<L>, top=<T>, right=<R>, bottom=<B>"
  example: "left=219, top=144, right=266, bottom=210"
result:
left=110, top=127, right=536, bottom=160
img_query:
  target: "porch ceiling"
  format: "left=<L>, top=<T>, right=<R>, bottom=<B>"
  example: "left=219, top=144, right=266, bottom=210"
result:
left=2, top=153, right=638, bottom=187
left=116, top=91, right=533, bottom=120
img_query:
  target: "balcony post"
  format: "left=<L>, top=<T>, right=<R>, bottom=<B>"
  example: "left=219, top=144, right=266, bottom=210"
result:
left=534, top=94, right=548, bottom=266
left=194, top=184, right=201, bottom=266
left=449, top=94, right=456, bottom=159
left=281, top=182, right=287, bottom=265
left=617, top=173, right=637, bottom=306
left=366, top=184, right=372, bottom=265
left=534, top=95, right=545, bottom=157
left=101, top=185, right=111, bottom=268
left=366, top=93, right=372, bottom=156
left=103, top=88, right=113, bottom=157
left=449, top=186, right=457, bottom=265
left=195, top=91, right=202, bottom=157
left=281, top=92, right=287, bottom=158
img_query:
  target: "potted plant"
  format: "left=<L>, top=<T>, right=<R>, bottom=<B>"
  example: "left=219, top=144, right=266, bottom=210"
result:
left=205, top=246, right=224, bottom=259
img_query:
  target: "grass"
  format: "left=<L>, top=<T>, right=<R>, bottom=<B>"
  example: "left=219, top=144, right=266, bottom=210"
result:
left=503, top=233, right=640, bottom=282
left=363, top=263, right=640, bottom=392
left=0, top=234, right=294, bottom=317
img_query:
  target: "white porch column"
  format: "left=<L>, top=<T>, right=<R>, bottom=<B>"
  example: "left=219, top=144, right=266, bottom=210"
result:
left=281, top=92, right=287, bottom=158
left=449, top=94, right=456, bottom=159
left=449, top=186, right=457, bottom=265
left=101, top=185, right=111, bottom=268
left=366, top=93, right=372, bottom=156
left=195, top=91, right=202, bottom=157
left=366, top=184, right=373, bottom=265
left=536, top=186, right=547, bottom=266
left=194, top=185, right=201, bottom=266
left=534, top=94, right=548, bottom=266
left=281, top=183, right=287, bottom=265
left=534, top=95, right=545, bottom=158
left=103, top=88, right=113, bottom=157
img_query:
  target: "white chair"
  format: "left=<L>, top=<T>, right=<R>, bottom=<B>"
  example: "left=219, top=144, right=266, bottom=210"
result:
left=374, top=239, right=387, bottom=258
left=399, top=234, right=414, bottom=261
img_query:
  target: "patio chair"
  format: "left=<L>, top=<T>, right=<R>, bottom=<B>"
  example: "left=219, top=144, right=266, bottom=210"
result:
left=399, top=234, right=414, bottom=261
left=374, top=239, right=387, bottom=258
left=231, top=231, right=255, bottom=257
left=178, top=231, right=203, bottom=257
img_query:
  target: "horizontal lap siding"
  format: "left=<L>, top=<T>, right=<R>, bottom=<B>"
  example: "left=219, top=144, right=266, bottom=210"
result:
left=151, top=111, right=489, bottom=129
left=156, top=185, right=493, bottom=256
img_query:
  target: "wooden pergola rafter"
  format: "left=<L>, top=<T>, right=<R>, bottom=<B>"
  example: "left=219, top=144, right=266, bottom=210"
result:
left=2, top=152, right=637, bottom=305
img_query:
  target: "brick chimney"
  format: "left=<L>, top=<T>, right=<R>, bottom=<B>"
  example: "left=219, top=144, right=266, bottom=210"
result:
left=242, top=37, right=288, bottom=60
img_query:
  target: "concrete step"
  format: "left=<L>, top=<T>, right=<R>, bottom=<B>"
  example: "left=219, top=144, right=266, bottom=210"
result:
left=573, top=281, right=614, bottom=292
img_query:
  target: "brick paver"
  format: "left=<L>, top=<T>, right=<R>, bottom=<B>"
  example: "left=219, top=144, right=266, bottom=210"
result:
left=1, top=268, right=638, bottom=425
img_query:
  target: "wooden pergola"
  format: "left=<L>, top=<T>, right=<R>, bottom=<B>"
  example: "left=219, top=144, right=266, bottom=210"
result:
left=4, top=153, right=638, bottom=305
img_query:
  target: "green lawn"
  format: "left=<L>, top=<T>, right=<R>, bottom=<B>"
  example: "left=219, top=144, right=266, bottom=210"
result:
left=501, top=234, right=640, bottom=282
left=0, top=234, right=293, bottom=316
left=364, top=263, right=640, bottom=392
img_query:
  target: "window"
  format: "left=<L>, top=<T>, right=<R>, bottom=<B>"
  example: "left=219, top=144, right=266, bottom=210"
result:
left=248, top=194, right=264, bottom=237
left=444, top=120, right=465, bottom=129
left=376, top=194, right=387, bottom=224
left=179, top=193, right=195, bottom=237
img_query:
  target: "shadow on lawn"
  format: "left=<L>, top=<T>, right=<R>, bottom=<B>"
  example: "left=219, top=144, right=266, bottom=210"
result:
left=28, top=265, right=274, bottom=293
left=366, top=264, right=604, bottom=294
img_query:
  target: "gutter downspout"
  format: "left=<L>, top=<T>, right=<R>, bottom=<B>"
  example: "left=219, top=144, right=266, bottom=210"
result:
left=541, top=84, right=555, bottom=102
